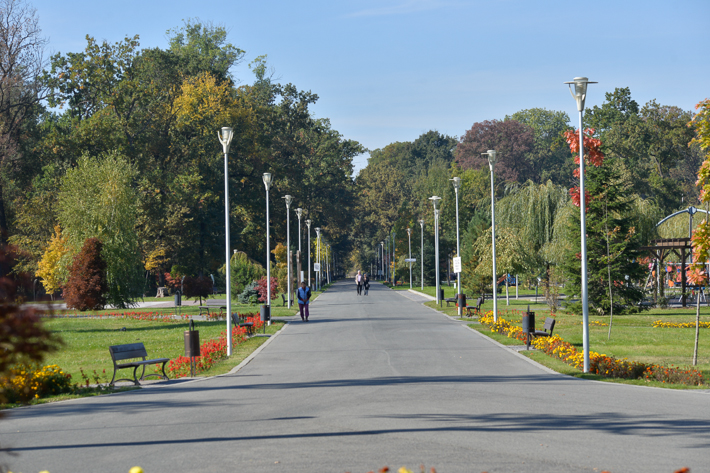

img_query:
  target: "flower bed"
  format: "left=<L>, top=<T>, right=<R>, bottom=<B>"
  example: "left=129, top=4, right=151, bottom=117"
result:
left=1, top=364, right=73, bottom=403
left=653, top=320, right=710, bottom=329
left=167, top=314, right=263, bottom=378
left=478, top=311, right=705, bottom=386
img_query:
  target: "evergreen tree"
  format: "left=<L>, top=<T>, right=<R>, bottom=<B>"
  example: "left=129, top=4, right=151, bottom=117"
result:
left=561, top=156, right=645, bottom=314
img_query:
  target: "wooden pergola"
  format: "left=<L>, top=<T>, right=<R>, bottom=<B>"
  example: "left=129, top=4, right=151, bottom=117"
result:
left=640, top=238, right=692, bottom=307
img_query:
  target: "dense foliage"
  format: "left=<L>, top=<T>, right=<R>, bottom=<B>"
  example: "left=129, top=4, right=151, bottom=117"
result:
left=0, top=7, right=363, bottom=299
left=63, top=238, right=108, bottom=310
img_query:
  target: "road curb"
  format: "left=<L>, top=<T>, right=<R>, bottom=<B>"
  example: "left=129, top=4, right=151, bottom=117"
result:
left=225, top=322, right=289, bottom=375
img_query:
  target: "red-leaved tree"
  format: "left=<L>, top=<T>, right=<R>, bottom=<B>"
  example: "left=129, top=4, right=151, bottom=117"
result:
left=256, top=276, right=279, bottom=303
left=64, top=238, right=108, bottom=311
left=455, top=119, right=535, bottom=183
left=564, top=128, right=604, bottom=209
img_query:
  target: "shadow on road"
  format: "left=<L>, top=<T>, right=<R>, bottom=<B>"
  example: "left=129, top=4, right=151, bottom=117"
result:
left=5, top=410, right=709, bottom=452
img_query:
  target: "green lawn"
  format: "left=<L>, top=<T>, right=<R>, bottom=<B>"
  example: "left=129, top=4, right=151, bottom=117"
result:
left=42, top=317, right=285, bottom=384
left=456, top=304, right=710, bottom=386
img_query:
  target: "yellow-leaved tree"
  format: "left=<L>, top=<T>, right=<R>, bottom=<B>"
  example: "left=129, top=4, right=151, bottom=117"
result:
left=36, top=226, right=70, bottom=299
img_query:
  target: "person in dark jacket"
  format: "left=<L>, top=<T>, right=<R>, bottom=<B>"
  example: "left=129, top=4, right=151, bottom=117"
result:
left=297, top=281, right=311, bottom=321
left=363, top=273, right=370, bottom=295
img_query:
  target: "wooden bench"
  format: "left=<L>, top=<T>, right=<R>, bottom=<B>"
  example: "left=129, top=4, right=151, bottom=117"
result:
left=463, top=297, right=484, bottom=317
left=531, top=317, right=556, bottom=338
left=232, top=313, right=254, bottom=336
left=109, top=343, right=170, bottom=386
left=198, top=306, right=226, bottom=317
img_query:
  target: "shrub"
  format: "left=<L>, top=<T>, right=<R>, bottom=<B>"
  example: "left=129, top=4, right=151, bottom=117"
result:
left=64, top=238, right=108, bottom=311
left=256, top=276, right=279, bottom=303
left=238, top=281, right=260, bottom=305
left=229, top=251, right=265, bottom=298
left=1, top=364, right=72, bottom=404
left=0, top=244, right=62, bottom=404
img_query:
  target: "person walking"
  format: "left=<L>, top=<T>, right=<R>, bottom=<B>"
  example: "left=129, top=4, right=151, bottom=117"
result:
left=356, top=270, right=363, bottom=295
left=363, top=273, right=370, bottom=296
left=297, top=281, right=311, bottom=321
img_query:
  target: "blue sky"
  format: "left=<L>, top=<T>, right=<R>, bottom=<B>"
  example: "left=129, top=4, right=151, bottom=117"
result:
left=33, top=0, right=709, bottom=174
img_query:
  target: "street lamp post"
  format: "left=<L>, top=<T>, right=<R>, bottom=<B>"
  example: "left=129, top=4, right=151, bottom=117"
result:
left=419, top=219, right=424, bottom=290
left=565, top=76, right=597, bottom=373
left=380, top=241, right=384, bottom=280
left=296, top=208, right=303, bottom=283
left=387, top=236, right=391, bottom=282
left=326, top=243, right=331, bottom=284
left=451, top=176, right=462, bottom=316
left=218, top=127, right=234, bottom=356
left=262, top=173, right=273, bottom=325
left=315, top=227, right=321, bottom=290
left=407, top=227, right=412, bottom=289
left=482, top=150, right=498, bottom=322
left=392, top=231, right=396, bottom=285
left=306, top=219, right=312, bottom=290
left=429, top=196, right=442, bottom=304
left=282, top=195, right=293, bottom=308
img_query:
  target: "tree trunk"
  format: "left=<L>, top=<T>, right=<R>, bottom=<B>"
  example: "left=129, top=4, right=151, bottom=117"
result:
left=693, top=290, right=700, bottom=366
left=0, top=182, right=8, bottom=244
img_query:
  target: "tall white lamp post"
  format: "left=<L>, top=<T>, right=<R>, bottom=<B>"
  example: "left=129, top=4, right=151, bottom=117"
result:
left=306, top=219, right=312, bottom=289
left=407, top=227, right=412, bottom=289
left=263, top=173, right=273, bottom=325
left=482, top=150, right=498, bottom=322
left=296, top=208, right=303, bottom=283
left=282, top=195, right=293, bottom=308
left=218, top=127, right=234, bottom=356
left=326, top=243, right=331, bottom=284
left=380, top=241, right=384, bottom=280
left=392, top=231, right=396, bottom=285
left=419, top=219, right=424, bottom=290
left=565, top=76, right=597, bottom=373
left=451, top=176, right=462, bottom=316
left=315, top=227, right=321, bottom=290
left=429, top=196, right=442, bottom=304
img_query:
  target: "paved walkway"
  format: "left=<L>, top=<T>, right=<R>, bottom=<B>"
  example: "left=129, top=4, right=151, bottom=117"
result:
left=2, top=280, right=709, bottom=472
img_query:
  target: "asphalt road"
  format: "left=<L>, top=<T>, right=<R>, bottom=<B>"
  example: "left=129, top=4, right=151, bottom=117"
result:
left=2, top=280, right=709, bottom=473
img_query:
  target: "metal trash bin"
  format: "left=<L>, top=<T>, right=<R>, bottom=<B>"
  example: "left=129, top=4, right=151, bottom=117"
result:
left=184, top=319, right=200, bottom=376
left=260, top=305, right=271, bottom=322
left=522, top=310, right=535, bottom=350
left=457, top=293, right=466, bottom=308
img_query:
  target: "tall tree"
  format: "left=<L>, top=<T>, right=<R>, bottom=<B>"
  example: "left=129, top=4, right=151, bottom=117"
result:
left=0, top=0, right=49, bottom=241
left=455, top=119, right=535, bottom=183
left=58, top=152, right=142, bottom=307
left=506, top=108, right=573, bottom=186
left=560, top=155, right=645, bottom=314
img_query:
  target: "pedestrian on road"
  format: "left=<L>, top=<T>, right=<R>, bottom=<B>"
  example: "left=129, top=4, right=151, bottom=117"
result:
left=356, top=270, right=363, bottom=295
left=297, top=281, right=311, bottom=321
left=363, top=273, right=370, bottom=296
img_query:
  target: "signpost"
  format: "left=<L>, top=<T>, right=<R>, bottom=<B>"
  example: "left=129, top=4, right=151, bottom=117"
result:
left=453, top=256, right=462, bottom=274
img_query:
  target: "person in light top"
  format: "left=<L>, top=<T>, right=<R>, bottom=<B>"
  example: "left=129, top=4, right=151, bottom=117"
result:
left=297, top=281, right=311, bottom=321
left=355, top=270, right=363, bottom=295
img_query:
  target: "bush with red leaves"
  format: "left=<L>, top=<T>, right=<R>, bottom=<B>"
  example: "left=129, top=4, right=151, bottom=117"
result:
left=0, top=245, right=62, bottom=402
left=63, top=238, right=108, bottom=311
